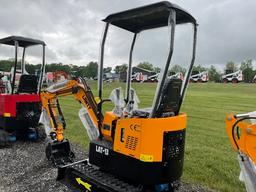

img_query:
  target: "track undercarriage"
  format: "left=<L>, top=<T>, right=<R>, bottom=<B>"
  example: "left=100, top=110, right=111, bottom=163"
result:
left=57, top=160, right=179, bottom=192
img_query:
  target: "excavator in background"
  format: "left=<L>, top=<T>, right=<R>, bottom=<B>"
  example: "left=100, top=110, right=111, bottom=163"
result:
left=190, top=70, right=208, bottom=83
left=226, top=113, right=256, bottom=192
left=0, top=36, right=46, bottom=144
left=41, top=2, right=198, bottom=192
left=143, top=72, right=184, bottom=83
left=221, top=70, right=243, bottom=83
left=143, top=73, right=159, bottom=83
left=170, top=72, right=184, bottom=81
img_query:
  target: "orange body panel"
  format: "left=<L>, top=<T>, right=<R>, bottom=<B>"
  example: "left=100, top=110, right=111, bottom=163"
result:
left=114, top=113, right=187, bottom=162
left=101, top=111, right=119, bottom=141
left=226, top=114, right=256, bottom=163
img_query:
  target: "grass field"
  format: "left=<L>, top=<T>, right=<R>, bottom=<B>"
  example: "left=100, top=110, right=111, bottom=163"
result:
left=59, top=82, right=256, bottom=192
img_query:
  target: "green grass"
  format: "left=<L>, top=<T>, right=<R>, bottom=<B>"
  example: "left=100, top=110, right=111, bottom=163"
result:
left=60, top=82, right=256, bottom=192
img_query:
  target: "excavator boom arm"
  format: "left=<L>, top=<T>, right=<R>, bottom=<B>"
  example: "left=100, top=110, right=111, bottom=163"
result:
left=40, top=79, right=99, bottom=142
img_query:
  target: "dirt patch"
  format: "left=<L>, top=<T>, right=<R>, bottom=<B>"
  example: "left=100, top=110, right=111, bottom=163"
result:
left=0, top=141, right=211, bottom=192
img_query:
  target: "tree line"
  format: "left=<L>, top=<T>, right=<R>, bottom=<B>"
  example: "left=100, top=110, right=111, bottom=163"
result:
left=0, top=60, right=157, bottom=79
left=0, top=59, right=254, bottom=82
left=0, top=59, right=99, bottom=78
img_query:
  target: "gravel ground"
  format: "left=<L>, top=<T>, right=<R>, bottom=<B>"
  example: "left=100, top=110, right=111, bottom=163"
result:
left=0, top=141, right=211, bottom=192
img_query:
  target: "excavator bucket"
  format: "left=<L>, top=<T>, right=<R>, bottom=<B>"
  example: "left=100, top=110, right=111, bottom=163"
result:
left=46, top=140, right=75, bottom=166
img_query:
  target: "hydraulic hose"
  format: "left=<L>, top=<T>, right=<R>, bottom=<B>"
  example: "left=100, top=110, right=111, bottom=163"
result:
left=232, top=116, right=256, bottom=150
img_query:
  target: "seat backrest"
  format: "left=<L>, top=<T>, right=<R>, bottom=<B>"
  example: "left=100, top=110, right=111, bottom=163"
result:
left=109, top=87, right=125, bottom=116
left=155, top=78, right=182, bottom=117
left=17, top=74, right=38, bottom=94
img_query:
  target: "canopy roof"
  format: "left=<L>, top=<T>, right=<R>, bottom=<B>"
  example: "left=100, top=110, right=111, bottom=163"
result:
left=0, top=36, right=46, bottom=47
left=103, top=1, right=196, bottom=33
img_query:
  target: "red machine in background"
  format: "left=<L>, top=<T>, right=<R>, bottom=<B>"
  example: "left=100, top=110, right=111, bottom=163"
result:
left=0, top=36, right=46, bottom=145
left=53, top=71, right=69, bottom=83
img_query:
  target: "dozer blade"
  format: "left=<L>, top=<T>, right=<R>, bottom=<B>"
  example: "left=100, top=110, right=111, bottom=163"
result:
left=46, top=139, right=75, bottom=166
left=238, top=153, right=256, bottom=192
left=57, top=160, right=142, bottom=192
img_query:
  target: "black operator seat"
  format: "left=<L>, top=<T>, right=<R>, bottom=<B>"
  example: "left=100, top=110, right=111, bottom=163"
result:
left=154, top=78, right=182, bottom=117
left=132, top=78, right=182, bottom=118
left=17, top=74, right=38, bottom=94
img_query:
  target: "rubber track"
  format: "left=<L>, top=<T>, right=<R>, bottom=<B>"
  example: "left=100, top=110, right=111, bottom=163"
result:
left=69, top=162, right=142, bottom=192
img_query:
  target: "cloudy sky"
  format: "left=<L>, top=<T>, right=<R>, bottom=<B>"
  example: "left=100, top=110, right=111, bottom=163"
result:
left=0, top=0, right=255, bottom=70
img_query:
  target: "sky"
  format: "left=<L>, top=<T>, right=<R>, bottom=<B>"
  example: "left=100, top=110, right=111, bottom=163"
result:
left=0, top=0, right=255, bottom=71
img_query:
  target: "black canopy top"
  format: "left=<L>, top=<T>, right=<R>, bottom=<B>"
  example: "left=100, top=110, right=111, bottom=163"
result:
left=0, top=36, right=46, bottom=47
left=103, top=1, right=196, bottom=33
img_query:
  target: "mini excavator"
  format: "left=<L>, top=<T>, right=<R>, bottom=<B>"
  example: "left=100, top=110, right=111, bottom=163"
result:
left=42, top=2, right=197, bottom=192
left=0, top=36, right=46, bottom=144
left=226, top=112, right=256, bottom=192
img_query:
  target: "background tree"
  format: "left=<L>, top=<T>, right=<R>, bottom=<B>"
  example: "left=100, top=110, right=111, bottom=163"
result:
left=103, top=67, right=112, bottom=73
left=170, top=64, right=186, bottom=74
left=225, top=61, right=237, bottom=73
left=240, top=59, right=252, bottom=70
left=45, top=63, right=71, bottom=74
left=114, top=64, right=128, bottom=74
left=137, top=62, right=154, bottom=71
left=208, top=65, right=221, bottom=82
left=240, top=59, right=254, bottom=83
left=0, top=60, right=14, bottom=71
left=26, top=63, right=41, bottom=74
left=70, top=65, right=81, bottom=77
left=192, top=65, right=207, bottom=72
left=154, top=66, right=161, bottom=73
left=84, top=61, right=98, bottom=78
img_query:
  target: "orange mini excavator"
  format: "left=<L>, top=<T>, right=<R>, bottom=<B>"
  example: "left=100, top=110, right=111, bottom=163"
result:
left=41, top=2, right=198, bottom=192
left=40, top=78, right=98, bottom=166
left=226, top=112, right=256, bottom=192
